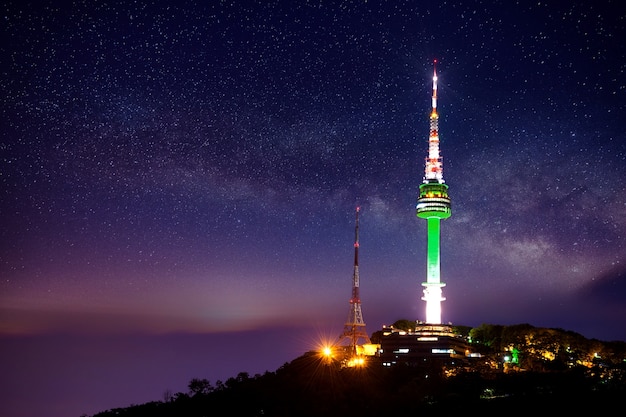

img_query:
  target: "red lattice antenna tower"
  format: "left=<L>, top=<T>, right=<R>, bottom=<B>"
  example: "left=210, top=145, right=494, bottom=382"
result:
left=337, top=206, right=371, bottom=352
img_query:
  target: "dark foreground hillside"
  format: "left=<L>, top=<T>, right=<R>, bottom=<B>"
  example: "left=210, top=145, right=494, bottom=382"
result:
left=91, top=324, right=626, bottom=417
left=91, top=357, right=624, bottom=417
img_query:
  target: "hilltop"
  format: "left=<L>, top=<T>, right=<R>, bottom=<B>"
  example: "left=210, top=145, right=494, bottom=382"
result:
left=90, top=323, right=626, bottom=417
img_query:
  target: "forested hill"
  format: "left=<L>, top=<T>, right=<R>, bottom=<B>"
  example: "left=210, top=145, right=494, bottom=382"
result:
left=90, top=324, right=626, bottom=417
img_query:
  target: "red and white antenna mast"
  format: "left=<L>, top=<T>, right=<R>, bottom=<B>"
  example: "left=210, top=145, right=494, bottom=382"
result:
left=337, top=206, right=371, bottom=351
left=425, top=59, right=444, bottom=183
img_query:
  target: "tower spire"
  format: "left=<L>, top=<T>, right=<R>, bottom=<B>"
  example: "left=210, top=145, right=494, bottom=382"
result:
left=337, top=206, right=371, bottom=352
left=416, top=60, right=452, bottom=324
left=426, top=59, right=443, bottom=182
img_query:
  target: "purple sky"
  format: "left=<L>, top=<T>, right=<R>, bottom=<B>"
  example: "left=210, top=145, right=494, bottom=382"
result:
left=2, top=1, right=625, bottom=416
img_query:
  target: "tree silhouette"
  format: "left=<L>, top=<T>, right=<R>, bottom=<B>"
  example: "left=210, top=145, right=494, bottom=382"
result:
left=187, top=378, right=212, bottom=396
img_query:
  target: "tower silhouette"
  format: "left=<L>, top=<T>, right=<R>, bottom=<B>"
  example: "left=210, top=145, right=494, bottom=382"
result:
left=337, top=206, right=371, bottom=351
left=416, top=60, right=451, bottom=324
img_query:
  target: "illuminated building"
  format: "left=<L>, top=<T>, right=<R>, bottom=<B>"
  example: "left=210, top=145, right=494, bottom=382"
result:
left=376, top=64, right=476, bottom=368
left=378, top=323, right=474, bottom=367
left=416, top=60, right=451, bottom=324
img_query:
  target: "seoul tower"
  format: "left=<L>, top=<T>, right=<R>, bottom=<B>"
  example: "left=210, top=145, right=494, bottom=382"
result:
left=416, top=60, right=451, bottom=324
left=337, top=206, right=371, bottom=352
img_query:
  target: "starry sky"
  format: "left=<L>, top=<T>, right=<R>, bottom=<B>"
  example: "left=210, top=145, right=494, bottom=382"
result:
left=1, top=1, right=625, bottom=416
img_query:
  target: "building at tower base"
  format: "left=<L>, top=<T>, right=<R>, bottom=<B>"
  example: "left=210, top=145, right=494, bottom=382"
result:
left=377, top=322, right=477, bottom=368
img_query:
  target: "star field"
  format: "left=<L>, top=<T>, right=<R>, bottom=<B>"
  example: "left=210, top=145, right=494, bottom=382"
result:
left=1, top=1, right=625, bottom=415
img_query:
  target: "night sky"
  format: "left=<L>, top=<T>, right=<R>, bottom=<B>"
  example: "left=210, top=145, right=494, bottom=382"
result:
left=2, top=1, right=625, bottom=416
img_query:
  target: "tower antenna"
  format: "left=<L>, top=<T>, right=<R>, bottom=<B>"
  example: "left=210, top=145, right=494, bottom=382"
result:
left=337, top=206, right=371, bottom=353
left=416, top=59, right=452, bottom=324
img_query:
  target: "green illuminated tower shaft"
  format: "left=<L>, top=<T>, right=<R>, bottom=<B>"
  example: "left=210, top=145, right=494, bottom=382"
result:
left=416, top=60, right=451, bottom=324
